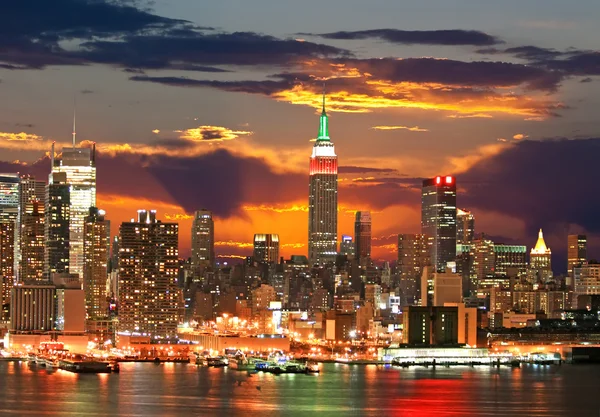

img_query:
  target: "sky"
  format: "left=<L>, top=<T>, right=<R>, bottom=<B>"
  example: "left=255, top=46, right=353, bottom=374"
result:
left=1, top=0, right=600, bottom=272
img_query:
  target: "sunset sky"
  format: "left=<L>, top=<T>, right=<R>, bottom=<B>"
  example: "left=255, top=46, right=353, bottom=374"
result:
left=1, top=0, right=600, bottom=271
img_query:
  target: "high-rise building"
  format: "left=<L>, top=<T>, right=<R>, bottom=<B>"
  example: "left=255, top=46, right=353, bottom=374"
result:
left=494, top=244, right=527, bottom=278
left=456, top=208, right=475, bottom=245
left=308, top=95, right=338, bottom=265
left=397, top=234, right=430, bottom=281
left=530, top=229, right=552, bottom=282
left=118, top=210, right=181, bottom=339
left=19, top=201, right=45, bottom=282
left=568, top=234, right=587, bottom=276
left=253, top=234, right=280, bottom=264
left=0, top=174, right=19, bottom=317
left=339, top=235, right=354, bottom=258
left=83, top=207, right=110, bottom=320
left=354, top=211, right=372, bottom=267
left=422, top=176, right=457, bottom=272
left=44, top=172, right=71, bottom=278
left=0, top=222, right=15, bottom=318
left=10, top=284, right=56, bottom=331
left=51, top=144, right=96, bottom=280
left=470, top=237, right=495, bottom=289
left=16, top=175, right=45, bottom=281
left=191, top=209, right=214, bottom=269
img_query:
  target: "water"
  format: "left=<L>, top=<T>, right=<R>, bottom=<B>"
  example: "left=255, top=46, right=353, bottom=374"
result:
left=1, top=361, right=599, bottom=416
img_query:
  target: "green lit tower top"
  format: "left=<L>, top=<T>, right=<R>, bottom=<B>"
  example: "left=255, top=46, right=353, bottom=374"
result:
left=317, top=89, right=329, bottom=141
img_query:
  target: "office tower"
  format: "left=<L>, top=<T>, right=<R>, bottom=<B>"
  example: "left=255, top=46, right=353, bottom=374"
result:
left=530, top=229, right=552, bottom=281
left=354, top=211, right=372, bottom=267
left=422, top=176, right=457, bottom=272
left=397, top=234, right=430, bottom=281
left=568, top=234, right=587, bottom=276
left=308, top=94, right=338, bottom=265
left=19, top=201, right=45, bottom=282
left=44, top=172, right=71, bottom=278
left=253, top=234, right=280, bottom=264
left=51, top=143, right=96, bottom=280
left=470, top=236, right=495, bottom=288
left=191, top=209, right=214, bottom=269
left=493, top=244, right=527, bottom=278
left=339, top=235, right=354, bottom=257
left=10, top=284, right=56, bottom=331
left=83, top=207, right=110, bottom=320
left=456, top=208, right=475, bottom=245
left=118, top=210, right=181, bottom=339
left=16, top=175, right=45, bottom=281
left=397, top=234, right=430, bottom=305
left=0, top=174, right=19, bottom=317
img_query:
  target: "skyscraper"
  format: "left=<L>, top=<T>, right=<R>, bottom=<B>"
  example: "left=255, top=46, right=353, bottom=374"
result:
left=456, top=208, right=475, bottom=245
left=253, top=234, right=280, bottom=264
left=16, top=174, right=45, bottom=281
left=530, top=229, right=552, bottom=282
left=354, top=211, right=372, bottom=267
left=0, top=174, right=19, bottom=317
left=397, top=234, right=430, bottom=305
left=567, top=234, right=587, bottom=276
left=308, top=94, right=338, bottom=265
left=339, top=235, right=354, bottom=258
left=44, top=172, right=71, bottom=278
left=83, top=207, right=110, bottom=320
left=422, top=176, right=457, bottom=272
left=118, top=210, right=181, bottom=339
left=19, top=201, right=45, bottom=282
left=191, top=209, right=214, bottom=269
left=51, top=143, right=96, bottom=280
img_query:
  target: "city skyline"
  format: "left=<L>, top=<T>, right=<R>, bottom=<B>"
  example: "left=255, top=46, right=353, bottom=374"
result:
left=1, top=1, right=600, bottom=268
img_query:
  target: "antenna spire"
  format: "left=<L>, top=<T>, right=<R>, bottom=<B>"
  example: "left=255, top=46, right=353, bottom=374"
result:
left=322, top=82, right=326, bottom=114
left=72, top=97, right=77, bottom=147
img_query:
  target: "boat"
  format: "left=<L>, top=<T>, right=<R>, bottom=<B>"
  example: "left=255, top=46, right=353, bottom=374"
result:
left=306, top=361, right=320, bottom=373
left=59, top=360, right=111, bottom=373
left=108, top=362, right=120, bottom=373
left=229, top=355, right=262, bottom=371
left=202, top=356, right=228, bottom=367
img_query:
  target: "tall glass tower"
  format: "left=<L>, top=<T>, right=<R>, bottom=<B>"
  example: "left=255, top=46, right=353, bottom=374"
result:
left=50, top=143, right=96, bottom=281
left=421, top=176, right=457, bottom=272
left=308, top=94, right=338, bottom=265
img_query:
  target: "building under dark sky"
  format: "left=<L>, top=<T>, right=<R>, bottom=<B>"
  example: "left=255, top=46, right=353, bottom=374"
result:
left=421, top=176, right=457, bottom=273
left=308, top=96, right=338, bottom=265
left=354, top=211, right=371, bottom=267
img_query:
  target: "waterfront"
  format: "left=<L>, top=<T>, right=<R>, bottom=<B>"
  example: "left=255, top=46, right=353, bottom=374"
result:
left=1, top=362, right=599, bottom=416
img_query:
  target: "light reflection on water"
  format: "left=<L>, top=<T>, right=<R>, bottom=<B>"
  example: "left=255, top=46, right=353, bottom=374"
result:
left=0, top=361, right=599, bottom=416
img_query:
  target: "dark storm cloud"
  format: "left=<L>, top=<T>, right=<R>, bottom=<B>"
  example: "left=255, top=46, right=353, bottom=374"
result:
left=130, top=76, right=292, bottom=95
left=460, top=138, right=600, bottom=235
left=338, top=166, right=398, bottom=174
left=314, top=29, right=502, bottom=46
left=0, top=1, right=348, bottom=70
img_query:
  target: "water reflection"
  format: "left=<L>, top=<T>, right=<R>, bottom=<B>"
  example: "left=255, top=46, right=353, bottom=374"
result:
left=0, top=362, right=599, bottom=416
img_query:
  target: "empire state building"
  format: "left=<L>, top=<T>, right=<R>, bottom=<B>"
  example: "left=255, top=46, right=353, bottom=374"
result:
left=308, top=95, right=338, bottom=265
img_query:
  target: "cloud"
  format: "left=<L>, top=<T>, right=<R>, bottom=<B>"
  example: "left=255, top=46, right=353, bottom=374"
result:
left=0, top=131, right=43, bottom=141
left=512, top=133, right=528, bottom=140
left=314, top=29, right=502, bottom=46
left=460, top=138, right=600, bottom=236
left=447, top=113, right=493, bottom=119
left=338, top=166, right=398, bottom=174
left=372, top=125, right=429, bottom=132
left=175, top=125, right=252, bottom=142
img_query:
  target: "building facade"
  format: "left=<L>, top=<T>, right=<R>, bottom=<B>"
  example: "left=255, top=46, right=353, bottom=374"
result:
left=16, top=175, right=45, bottom=282
left=456, top=208, right=475, bottom=245
left=308, top=97, right=338, bottom=265
left=253, top=234, right=280, bottom=264
left=44, top=172, right=71, bottom=278
left=354, top=211, right=372, bottom=267
left=339, top=235, right=354, bottom=258
left=118, top=210, right=181, bottom=339
left=51, top=145, right=96, bottom=280
left=191, top=209, right=214, bottom=269
left=422, top=176, right=457, bottom=272
left=83, top=207, right=110, bottom=320
left=19, top=201, right=45, bottom=282
left=568, top=234, right=587, bottom=276
left=530, top=229, right=552, bottom=282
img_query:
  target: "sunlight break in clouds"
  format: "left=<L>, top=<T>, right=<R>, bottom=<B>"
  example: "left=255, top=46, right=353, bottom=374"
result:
left=372, top=125, right=429, bottom=132
left=176, top=125, right=253, bottom=142
left=0, top=131, right=43, bottom=141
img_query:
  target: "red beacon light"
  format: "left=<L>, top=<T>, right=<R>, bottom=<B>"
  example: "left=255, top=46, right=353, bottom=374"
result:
left=435, top=176, right=441, bottom=185
left=445, top=176, right=453, bottom=184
